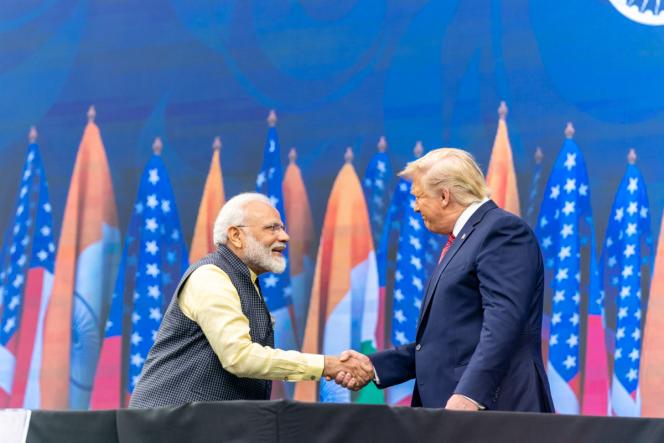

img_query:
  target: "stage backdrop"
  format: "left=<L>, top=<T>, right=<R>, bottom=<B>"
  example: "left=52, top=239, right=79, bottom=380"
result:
left=2, top=0, right=664, bottom=414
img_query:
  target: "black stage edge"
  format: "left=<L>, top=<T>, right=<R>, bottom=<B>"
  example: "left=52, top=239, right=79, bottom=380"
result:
left=26, top=400, right=664, bottom=443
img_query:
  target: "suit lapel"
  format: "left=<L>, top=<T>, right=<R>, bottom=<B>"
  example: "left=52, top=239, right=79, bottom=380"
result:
left=417, top=200, right=498, bottom=328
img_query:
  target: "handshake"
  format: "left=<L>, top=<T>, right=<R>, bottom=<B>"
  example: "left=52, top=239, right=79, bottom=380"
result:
left=322, top=350, right=374, bottom=391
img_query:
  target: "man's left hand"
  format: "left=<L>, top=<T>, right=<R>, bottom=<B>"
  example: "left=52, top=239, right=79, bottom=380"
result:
left=445, top=394, right=480, bottom=411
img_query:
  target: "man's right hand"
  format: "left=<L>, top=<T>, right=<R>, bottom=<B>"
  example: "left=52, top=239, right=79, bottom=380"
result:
left=329, top=350, right=374, bottom=391
left=323, top=352, right=374, bottom=390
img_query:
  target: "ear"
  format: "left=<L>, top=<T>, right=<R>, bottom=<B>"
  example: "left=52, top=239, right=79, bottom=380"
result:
left=440, top=188, right=451, bottom=208
left=227, top=227, right=243, bottom=249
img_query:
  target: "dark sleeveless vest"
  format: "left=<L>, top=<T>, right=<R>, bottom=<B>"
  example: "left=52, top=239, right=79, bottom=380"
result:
left=129, top=245, right=274, bottom=408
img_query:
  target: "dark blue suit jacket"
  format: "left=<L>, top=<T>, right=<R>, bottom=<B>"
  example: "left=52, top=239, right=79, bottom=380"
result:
left=371, top=200, right=554, bottom=412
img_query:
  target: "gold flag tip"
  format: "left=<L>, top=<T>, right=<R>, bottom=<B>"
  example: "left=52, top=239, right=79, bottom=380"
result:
left=267, top=109, right=277, bottom=127
left=414, top=141, right=424, bottom=158
left=344, top=147, right=354, bottom=163
left=152, top=137, right=163, bottom=155
left=377, top=136, right=387, bottom=152
left=28, top=126, right=38, bottom=143
left=535, top=146, right=544, bottom=164
left=565, top=122, right=575, bottom=139
left=87, top=105, right=96, bottom=123
left=498, top=101, right=508, bottom=120
left=212, top=136, right=222, bottom=151
left=289, top=147, right=297, bottom=164
left=628, top=148, right=637, bottom=165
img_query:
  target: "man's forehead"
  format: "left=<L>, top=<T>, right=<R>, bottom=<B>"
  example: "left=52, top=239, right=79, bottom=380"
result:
left=411, top=175, right=423, bottom=195
left=243, top=201, right=281, bottom=222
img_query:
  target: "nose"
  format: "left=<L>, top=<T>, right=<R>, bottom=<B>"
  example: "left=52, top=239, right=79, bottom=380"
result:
left=278, top=229, right=290, bottom=243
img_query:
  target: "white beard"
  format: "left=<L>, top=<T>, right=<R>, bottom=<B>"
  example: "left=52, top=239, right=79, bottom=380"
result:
left=244, top=234, right=286, bottom=274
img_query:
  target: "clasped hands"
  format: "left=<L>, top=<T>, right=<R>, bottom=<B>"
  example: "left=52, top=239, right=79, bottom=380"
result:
left=323, top=350, right=374, bottom=391
left=321, top=351, right=480, bottom=411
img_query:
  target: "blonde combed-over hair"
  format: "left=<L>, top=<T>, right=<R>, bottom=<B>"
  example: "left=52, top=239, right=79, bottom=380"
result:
left=399, top=148, right=490, bottom=207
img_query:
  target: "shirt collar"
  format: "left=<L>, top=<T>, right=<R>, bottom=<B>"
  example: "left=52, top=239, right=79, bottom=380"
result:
left=249, top=269, right=259, bottom=285
left=452, top=197, right=490, bottom=237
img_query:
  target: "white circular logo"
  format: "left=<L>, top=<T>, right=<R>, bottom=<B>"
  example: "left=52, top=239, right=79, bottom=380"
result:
left=609, top=0, right=664, bottom=25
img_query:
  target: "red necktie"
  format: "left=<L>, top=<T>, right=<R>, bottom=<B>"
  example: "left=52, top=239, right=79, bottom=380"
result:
left=438, top=234, right=456, bottom=264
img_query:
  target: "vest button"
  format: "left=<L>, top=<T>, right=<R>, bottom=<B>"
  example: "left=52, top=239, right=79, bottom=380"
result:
left=415, top=344, right=422, bottom=351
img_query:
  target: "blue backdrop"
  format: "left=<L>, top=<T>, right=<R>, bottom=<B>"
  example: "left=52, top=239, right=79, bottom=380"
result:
left=1, top=0, right=663, bottom=247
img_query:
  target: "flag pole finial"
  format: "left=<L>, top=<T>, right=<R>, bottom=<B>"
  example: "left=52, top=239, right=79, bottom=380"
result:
left=628, top=148, right=637, bottom=165
left=87, top=105, right=96, bottom=123
left=565, top=122, right=575, bottom=139
left=212, top=136, right=222, bottom=151
left=498, top=101, right=508, bottom=120
left=377, top=136, right=387, bottom=153
left=267, top=109, right=277, bottom=127
left=414, top=141, right=424, bottom=158
left=535, top=146, right=544, bottom=164
left=152, top=137, right=163, bottom=155
left=29, top=126, right=38, bottom=143
left=289, top=147, right=297, bottom=164
left=344, top=147, right=354, bottom=163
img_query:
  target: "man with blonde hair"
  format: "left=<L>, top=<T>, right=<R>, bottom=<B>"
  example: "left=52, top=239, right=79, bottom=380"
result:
left=339, top=148, right=554, bottom=412
left=130, top=193, right=372, bottom=408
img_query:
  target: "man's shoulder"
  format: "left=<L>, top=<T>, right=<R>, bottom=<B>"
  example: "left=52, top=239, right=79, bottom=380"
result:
left=479, top=206, right=537, bottom=242
left=190, top=264, right=231, bottom=282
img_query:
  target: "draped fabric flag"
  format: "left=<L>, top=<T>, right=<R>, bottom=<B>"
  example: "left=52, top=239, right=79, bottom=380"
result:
left=362, top=136, right=393, bottom=244
left=526, top=148, right=549, bottom=364
left=0, top=130, right=55, bottom=408
left=535, top=124, right=596, bottom=414
left=295, top=151, right=382, bottom=404
left=256, top=111, right=297, bottom=398
left=40, top=108, right=121, bottom=409
left=602, top=154, right=652, bottom=417
left=282, top=149, right=314, bottom=348
left=189, top=137, right=225, bottom=263
left=526, top=147, right=544, bottom=227
left=580, top=249, right=606, bottom=415
left=641, top=209, right=664, bottom=418
left=362, top=136, right=392, bottom=350
left=485, top=102, right=520, bottom=216
left=93, top=140, right=188, bottom=409
left=385, top=177, right=444, bottom=405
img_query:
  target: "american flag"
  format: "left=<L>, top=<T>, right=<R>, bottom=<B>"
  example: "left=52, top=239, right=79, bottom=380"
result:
left=390, top=179, right=444, bottom=404
left=125, top=143, right=188, bottom=396
left=535, top=124, right=596, bottom=414
left=603, top=155, right=652, bottom=416
left=526, top=147, right=544, bottom=227
left=363, top=136, right=393, bottom=245
left=256, top=111, right=297, bottom=397
left=0, top=132, right=55, bottom=408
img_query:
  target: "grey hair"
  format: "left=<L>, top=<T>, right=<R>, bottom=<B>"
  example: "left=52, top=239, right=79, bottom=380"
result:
left=213, top=192, right=272, bottom=246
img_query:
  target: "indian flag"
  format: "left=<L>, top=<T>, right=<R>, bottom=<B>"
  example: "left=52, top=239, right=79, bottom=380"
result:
left=641, top=211, right=664, bottom=417
left=40, top=107, right=121, bottom=409
left=486, top=101, right=520, bottom=216
left=282, top=148, right=314, bottom=347
left=295, top=148, right=383, bottom=404
left=189, top=137, right=226, bottom=263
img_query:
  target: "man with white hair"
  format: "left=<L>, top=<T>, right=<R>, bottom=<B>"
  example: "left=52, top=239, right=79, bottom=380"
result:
left=338, top=148, right=554, bottom=412
left=130, top=193, right=372, bottom=408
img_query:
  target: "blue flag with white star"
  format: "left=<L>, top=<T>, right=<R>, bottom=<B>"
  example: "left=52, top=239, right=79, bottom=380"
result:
left=603, top=162, right=652, bottom=416
left=99, top=153, right=188, bottom=402
left=535, top=135, right=597, bottom=414
left=384, top=178, right=443, bottom=405
left=0, top=140, right=55, bottom=408
left=363, top=149, right=393, bottom=245
left=256, top=124, right=297, bottom=397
